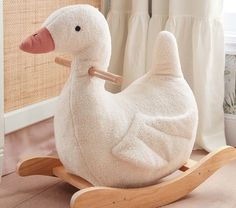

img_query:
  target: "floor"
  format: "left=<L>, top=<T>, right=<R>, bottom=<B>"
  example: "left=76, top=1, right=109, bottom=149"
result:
left=0, top=150, right=236, bottom=208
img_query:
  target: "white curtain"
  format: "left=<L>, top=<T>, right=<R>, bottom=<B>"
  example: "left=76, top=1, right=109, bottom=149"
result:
left=106, top=0, right=131, bottom=93
left=146, top=0, right=169, bottom=71
left=122, top=0, right=150, bottom=88
left=106, top=0, right=226, bottom=152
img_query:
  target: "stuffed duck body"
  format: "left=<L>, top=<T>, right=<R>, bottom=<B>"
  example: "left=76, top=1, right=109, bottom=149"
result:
left=20, top=5, right=198, bottom=188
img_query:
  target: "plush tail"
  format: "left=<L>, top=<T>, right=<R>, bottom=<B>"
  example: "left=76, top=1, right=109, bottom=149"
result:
left=151, top=31, right=183, bottom=77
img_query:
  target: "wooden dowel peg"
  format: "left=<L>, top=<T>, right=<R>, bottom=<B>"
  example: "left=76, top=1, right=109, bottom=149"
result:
left=55, top=57, right=71, bottom=67
left=55, top=57, right=122, bottom=86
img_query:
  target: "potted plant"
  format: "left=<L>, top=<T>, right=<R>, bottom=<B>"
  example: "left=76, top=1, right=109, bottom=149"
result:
left=224, top=53, right=236, bottom=147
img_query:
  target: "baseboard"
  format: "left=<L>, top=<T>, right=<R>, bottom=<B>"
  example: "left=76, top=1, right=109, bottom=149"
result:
left=4, top=97, right=58, bottom=134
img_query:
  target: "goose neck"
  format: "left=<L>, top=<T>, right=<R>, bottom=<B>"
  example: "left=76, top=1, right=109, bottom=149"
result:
left=70, top=56, right=106, bottom=87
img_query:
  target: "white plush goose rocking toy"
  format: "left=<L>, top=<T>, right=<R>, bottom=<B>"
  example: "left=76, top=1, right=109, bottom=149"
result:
left=18, top=4, right=236, bottom=208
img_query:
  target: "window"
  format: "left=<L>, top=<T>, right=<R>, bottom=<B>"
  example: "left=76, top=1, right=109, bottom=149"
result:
left=224, top=0, right=236, bottom=54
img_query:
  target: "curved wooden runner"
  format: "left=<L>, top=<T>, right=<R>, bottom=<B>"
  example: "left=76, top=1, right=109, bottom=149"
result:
left=70, top=146, right=236, bottom=208
left=17, top=146, right=236, bottom=208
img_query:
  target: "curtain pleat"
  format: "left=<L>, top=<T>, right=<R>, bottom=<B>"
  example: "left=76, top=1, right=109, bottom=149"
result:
left=106, top=0, right=226, bottom=151
left=166, top=0, right=225, bottom=151
left=146, top=0, right=169, bottom=72
left=106, top=0, right=131, bottom=93
left=122, top=0, right=150, bottom=88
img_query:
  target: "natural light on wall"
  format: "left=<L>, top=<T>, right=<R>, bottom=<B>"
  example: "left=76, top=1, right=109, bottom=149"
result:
left=224, top=0, right=236, bottom=53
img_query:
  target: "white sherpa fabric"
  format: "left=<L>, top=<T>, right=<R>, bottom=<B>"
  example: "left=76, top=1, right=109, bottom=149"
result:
left=41, top=5, right=198, bottom=188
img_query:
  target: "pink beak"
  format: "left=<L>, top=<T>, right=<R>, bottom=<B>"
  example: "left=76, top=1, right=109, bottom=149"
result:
left=19, top=27, right=55, bottom=54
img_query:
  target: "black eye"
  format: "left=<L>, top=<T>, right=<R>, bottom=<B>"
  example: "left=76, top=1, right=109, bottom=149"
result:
left=75, top=26, right=81, bottom=32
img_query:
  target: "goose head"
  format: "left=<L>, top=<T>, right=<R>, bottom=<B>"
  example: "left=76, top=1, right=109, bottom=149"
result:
left=20, top=5, right=111, bottom=69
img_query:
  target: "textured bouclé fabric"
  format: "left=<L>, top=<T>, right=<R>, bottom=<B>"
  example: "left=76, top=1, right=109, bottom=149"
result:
left=20, top=5, right=198, bottom=188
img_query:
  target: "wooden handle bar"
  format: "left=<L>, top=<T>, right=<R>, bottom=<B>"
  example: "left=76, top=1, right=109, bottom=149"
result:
left=55, top=57, right=122, bottom=86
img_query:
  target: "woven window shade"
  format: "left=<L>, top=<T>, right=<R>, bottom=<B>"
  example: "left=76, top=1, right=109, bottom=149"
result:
left=4, top=0, right=101, bottom=112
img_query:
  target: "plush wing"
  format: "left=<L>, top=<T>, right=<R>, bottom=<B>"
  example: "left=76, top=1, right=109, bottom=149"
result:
left=112, top=111, right=197, bottom=170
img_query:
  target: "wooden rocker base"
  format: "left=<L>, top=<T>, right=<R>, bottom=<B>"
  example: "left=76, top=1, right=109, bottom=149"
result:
left=17, top=146, right=236, bottom=208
